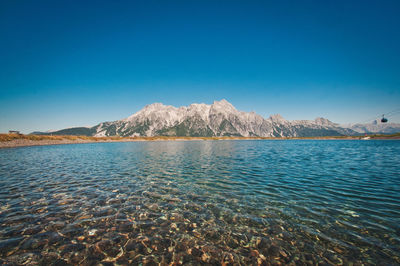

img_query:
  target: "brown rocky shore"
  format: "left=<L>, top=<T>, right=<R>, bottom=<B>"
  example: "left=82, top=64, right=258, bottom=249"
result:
left=0, top=133, right=399, bottom=149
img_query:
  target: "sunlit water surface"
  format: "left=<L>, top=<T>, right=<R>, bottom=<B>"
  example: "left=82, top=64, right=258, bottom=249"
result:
left=0, top=140, right=399, bottom=265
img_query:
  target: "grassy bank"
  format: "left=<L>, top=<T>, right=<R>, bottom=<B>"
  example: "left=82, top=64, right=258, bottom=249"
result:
left=0, top=134, right=125, bottom=142
left=0, top=133, right=399, bottom=149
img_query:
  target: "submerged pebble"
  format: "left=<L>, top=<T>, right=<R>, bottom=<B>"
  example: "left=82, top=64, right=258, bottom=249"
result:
left=88, top=229, right=98, bottom=236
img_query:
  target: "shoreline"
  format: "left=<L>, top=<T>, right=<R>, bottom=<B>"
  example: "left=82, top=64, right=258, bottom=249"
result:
left=1, top=134, right=399, bottom=149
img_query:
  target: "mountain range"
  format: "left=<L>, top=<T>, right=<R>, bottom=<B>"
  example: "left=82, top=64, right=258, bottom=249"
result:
left=32, top=100, right=400, bottom=137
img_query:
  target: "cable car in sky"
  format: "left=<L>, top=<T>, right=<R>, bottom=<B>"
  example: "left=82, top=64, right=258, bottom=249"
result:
left=381, top=115, right=388, bottom=123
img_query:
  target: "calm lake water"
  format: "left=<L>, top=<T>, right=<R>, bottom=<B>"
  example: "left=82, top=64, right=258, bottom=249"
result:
left=0, top=140, right=399, bottom=265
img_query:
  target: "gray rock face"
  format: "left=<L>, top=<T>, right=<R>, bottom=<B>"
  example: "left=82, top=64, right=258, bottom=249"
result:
left=37, top=100, right=399, bottom=137
left=90, top=100, right=357, bottom=137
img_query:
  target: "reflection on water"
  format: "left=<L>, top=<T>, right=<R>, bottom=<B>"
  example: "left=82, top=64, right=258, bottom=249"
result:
left=0, top=140, right=399, bottom=265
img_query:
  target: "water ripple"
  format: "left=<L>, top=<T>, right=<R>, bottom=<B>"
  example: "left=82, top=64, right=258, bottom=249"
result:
left=0, top=140, right=399, bottom=264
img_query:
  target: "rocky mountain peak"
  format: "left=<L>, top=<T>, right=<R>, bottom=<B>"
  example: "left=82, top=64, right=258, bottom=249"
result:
left=212, top=99, right=236, bottom=112
left=144, top=102, right=165, bottom=109
left=314, top=117, right=336, bottom=127
left=269, top=114, right=286, bottom=123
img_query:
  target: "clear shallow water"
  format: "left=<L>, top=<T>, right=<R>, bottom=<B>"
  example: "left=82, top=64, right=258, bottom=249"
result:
left=0, top=140, right=399, bottom=265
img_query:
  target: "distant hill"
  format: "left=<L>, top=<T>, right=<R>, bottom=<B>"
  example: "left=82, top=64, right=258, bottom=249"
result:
left=343, top=120, right=400, bottom=134
left=32, top=127, right=96, bottom=136
left=32, top=100, right=399, bottom=137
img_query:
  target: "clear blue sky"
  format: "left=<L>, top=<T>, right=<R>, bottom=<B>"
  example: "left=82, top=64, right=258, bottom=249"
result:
left=1, top=0, right=399, bottom=133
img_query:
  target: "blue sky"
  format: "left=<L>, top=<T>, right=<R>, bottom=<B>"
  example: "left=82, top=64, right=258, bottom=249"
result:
left=1, top=0, right=399, bottom=133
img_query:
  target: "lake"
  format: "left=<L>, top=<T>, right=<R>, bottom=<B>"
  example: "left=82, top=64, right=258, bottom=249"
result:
left=0, top=140, right=399, bottom=265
